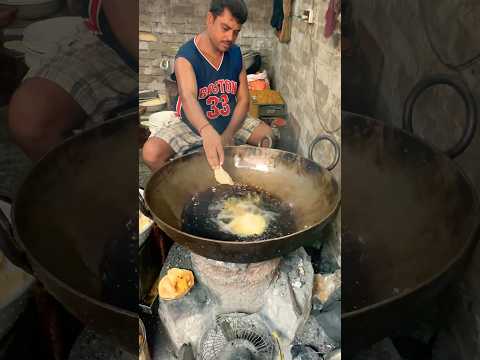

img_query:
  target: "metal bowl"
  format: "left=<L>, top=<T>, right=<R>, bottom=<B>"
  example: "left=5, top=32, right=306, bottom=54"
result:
left=145, top=146, right=340, bottom=263
left=139, top=318, right=151, bottom=360
left=139, top=189, right=153, bottom=248
left=0, top=199, right=35, bottom=341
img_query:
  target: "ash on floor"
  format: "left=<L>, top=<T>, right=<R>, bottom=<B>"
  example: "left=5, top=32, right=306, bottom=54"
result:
left=293, top=223, right=341, bottom=360
left=293, top=290, right=341, bottom=359
left=68, top=328, right=136, bottom=360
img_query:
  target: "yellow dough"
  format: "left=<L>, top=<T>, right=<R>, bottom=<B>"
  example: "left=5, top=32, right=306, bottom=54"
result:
left=229, top=212, right=267, bottom=237
left=215, top=195, right=269, bottom=237
left=139, top=211, right=153, bottom=233
left=214, top=166, right=234, bottom=185
left=158, top=268, right=195, bottom=300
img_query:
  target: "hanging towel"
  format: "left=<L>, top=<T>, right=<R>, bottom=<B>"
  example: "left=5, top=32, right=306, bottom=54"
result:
left=324, top=0, right=341, bottom=38
left=271, top=0, right=284, bottom=31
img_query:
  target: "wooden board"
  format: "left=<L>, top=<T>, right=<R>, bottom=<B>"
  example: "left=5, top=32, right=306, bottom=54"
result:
left=250, top=89, right=285, bottom=105
left=276, top=0, right=293, bottom=43
left=249, top=90, right=286, bottom=118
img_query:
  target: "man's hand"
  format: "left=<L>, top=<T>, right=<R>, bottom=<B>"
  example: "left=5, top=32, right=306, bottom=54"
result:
left=221, top=68, right=249, bottom=142
left=221, top=130, right=234, bottom=147
left=201, top=125, right=224, bottom=169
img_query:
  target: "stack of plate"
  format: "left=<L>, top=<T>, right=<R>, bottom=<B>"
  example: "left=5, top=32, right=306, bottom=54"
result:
left=139, top=95, right=167, bottom=113
left=0, top=0, right=62, bottom=20
left=139, top=89, right=158, bottom=101
left=3, top=40, right=25, bottom=59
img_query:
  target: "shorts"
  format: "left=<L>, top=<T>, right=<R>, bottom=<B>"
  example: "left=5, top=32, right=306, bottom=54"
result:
left=149, top=113, right=263, bottom=155
left=23, top=23, right=138, bottom=127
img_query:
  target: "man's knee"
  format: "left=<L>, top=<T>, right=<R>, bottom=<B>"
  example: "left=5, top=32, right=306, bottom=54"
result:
left=142, top=138, right=173, bottom=169
left=247, top=121, right=273, bottom=146
left=8, top=84, right=41, bottom=141
left=260, top=124, right=273, bottom=138
left=8, top=79, right=85, bottom=142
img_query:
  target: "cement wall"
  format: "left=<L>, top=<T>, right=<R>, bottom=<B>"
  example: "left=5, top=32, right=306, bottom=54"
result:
left=348, top=1, right=480, bottom=357
left=272, top=0, right=341, bottom=181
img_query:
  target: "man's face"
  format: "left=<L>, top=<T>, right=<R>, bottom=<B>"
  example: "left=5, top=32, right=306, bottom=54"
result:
left=207, top=8, right=242, bottom=53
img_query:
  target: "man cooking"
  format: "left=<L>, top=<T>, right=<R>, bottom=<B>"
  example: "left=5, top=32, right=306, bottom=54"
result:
left=142, top=0, right=272, bottom=171
left=7, top=0, right=138, bottom=161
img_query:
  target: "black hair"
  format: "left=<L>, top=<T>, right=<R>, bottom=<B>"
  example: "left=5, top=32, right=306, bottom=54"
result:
left=209, top=0, right=248, bottom=24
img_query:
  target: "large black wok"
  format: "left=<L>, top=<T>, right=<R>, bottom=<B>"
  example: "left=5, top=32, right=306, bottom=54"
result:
left=0, top=113, right=138, bottom=354
left=145, top=146, right=340, bottom=263
left=342, top=112, right=480, bottom=356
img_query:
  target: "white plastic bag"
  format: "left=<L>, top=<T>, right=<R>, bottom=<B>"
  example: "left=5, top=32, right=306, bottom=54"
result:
left=247, top=70, right=270, bottom=89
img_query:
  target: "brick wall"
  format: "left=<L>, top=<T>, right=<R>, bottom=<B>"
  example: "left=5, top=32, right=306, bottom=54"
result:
left=139, top=0, right=276, bottom=95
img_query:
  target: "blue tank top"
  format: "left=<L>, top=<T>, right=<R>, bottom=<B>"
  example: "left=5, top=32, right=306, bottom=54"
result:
left=81, top=0, right=137, bottom=71
left=173, top=37, right=243, bottom=135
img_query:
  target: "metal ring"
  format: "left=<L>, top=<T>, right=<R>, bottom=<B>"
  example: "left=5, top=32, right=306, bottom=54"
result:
left=258, top=135, right=273, bottom=148
left=403, top=74, right=477, bottom=158
left=308, top=135, right=341, bottom=171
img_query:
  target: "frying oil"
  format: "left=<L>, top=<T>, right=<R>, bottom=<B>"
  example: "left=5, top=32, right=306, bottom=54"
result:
left=181, top=184, right=296, bottom=242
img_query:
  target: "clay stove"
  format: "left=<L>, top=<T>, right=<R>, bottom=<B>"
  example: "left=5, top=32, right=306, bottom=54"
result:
left=158, top=244, right=315, bottom=359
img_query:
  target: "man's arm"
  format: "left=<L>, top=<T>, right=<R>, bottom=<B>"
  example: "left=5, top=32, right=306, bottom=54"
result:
left=222, top=68, right=250, bottom=143
left=175, top=58, right=210, bottom=133
left=102, top=0, right=138, bottom=61
left=175, top=58, right=224, bottom=168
